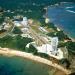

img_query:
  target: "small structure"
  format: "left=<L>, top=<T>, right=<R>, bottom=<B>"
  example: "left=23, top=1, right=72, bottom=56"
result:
left=21, top=34, right=32, bottom=38
left=39, top=27, right=48, bottom=33
left=57, top=27, right=61, bottom=31
left=45, top=18, right=50, bottom=24
left=14, top=21, right=22, bottom=27
left=28, top=19, right=33, bottom=25
left=21, top=28, right=29, bottom=33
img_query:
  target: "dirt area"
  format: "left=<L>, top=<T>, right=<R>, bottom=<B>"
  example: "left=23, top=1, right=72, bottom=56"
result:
left=44, top=26, right=55, bottom=32
left=54, top=70, right=66, bottom=75
left=30, top=25, right=41, bottom=33
left=68, top=53, right=75, bottom=73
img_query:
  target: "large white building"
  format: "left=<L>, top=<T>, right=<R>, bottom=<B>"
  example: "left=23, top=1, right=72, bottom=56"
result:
left=14, top=17, right=28, bottom=27
left=30, top=37, right=63, bottom=59
left=37, top=37, right=58, bottom=55
left=51, top=37, right=58, bottom=55
left=21, top=17, right=28, bottom=27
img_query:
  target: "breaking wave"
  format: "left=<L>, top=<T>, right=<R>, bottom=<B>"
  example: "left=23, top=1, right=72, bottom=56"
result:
left=66, top=10, right=75, bottom=13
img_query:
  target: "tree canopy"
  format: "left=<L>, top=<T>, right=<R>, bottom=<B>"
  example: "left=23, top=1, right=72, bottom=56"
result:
left=0, top=35, right=33, bottom=51
left=12, top=27, right=23, bottom=34
left=56, top=31, right=68, bottom=41
left=59, top=58, right=70, bottom=69
left=66, top=41, right=75, bottom=53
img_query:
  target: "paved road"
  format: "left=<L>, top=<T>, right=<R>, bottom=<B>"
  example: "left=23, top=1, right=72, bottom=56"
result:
left=29, top=26, right=49, bottom=46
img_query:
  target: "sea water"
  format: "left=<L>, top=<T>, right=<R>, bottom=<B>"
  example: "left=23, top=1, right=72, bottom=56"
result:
left=47, top=2, right=75, bottom=38
left=0, top=55, right=55, bottom=75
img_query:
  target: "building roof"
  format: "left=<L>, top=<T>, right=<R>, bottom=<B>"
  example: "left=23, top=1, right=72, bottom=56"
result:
left=36, top=43, right=63, bottom=59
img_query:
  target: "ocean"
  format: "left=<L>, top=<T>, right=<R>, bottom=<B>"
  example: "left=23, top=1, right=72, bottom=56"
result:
left=47, top=2, right=75, bottom=39
left=0, top=55, right=55, bottom=75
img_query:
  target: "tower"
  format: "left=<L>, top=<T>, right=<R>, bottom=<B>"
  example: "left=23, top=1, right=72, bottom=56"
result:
left=51, top=37, right=58, bottom=55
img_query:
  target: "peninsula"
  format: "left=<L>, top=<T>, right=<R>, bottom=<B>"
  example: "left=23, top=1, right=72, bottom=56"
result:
left=0, top=0, right=75, bottom=75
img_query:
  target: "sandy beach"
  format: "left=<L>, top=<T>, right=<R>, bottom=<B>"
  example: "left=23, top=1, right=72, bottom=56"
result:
left=0, top=47, right=71, bottom=75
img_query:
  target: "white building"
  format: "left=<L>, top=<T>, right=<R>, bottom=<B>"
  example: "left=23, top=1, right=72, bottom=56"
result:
left=13, top=17, right=30, bottom=34
left=39, top=27, right=48, bottom=33
left=2, top=22, right=7, bottom=26
left=14, top=17, right=28, bottom=27
left=28, top=42, right=63, bottom=59
left=21, top=34, right=32, bottom=38
left=14, top=21, right=21, bottom=27
left=51, top=37, right=58, bottom=52
left=21, top=17, right=28, bottom=27
left=30, top=37, right=63, bottom=59
left=21, top=28, right=29, bottom=33
left=45, top=18, right=50, bottom=24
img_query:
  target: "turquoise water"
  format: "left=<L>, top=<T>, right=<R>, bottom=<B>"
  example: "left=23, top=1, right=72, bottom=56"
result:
left=0, top=55, right=55, bottom=75
left=47, top=2, right=75, bottom=38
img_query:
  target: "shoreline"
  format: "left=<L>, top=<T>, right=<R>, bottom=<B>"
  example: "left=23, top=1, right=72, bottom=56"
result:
left=45, top=6, right=75, bottom=42
left=0, top=47, right=71, bottom=75
left=55, top=24, right=75, bottom=42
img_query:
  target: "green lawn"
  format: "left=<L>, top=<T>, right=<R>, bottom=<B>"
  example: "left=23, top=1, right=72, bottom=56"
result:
left=0, top=35, right=33, bottom=51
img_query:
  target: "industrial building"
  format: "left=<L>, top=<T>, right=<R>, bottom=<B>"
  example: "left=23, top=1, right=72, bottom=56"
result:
left=30, top=37, right=63, bottom=59
left=14, top=17, right=28, bottom=27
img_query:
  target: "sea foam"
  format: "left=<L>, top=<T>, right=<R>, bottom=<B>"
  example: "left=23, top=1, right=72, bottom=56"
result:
left=66, top=10, right=75, bottom=13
